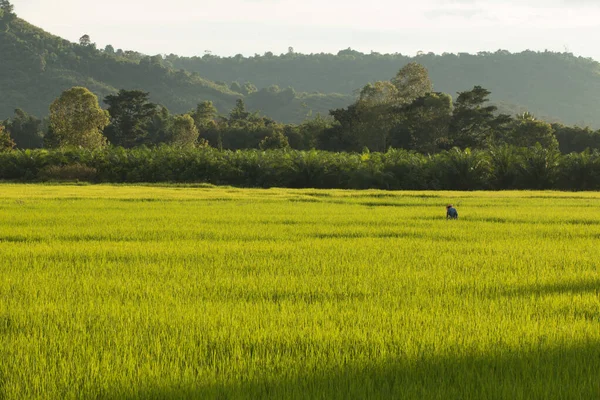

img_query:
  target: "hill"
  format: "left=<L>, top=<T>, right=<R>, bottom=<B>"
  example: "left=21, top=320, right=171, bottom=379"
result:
left=168, top=50, right=600, bottom=127
left=4, top=6, right=600, bottom=128
left=0, top=13, right=350, bottom=123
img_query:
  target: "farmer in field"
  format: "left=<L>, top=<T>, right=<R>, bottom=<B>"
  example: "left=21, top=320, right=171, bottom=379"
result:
left=446, top=204, right=458, bottom=219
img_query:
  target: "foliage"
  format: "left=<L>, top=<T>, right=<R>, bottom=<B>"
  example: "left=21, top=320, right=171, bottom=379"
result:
left=4, top=9, right=600, bottom=153
left=553, top=124, right=600, bottom=153
left=3, top=108, right=44, bottom=148
left=429, top=148, right=490, bottom=190
left=259, top=131, right=290, bottom=150
left=103, top=90, right=158, bottom=148
left=390, top=92, right=453, bottom=153
left=0, top=146, right=599, bottom=191
left=78, top=34, right=92, bottom=47
left=325, top=67, right=426, bottom=153
left=487, top=145, right=523, bottom=189
left=327, top=74, right=507, bottom=154
left=0, top=124, right=16, bottom=151
left=517, top=143, right=561, bottom=189
left=168, top=49, right=600, bottom=128
left=168, top=114, right=199, bottom=147
left=4, top=8, right=600, bottom=154
left=191, top=101, right=217, bottom=127
left=557, top=150, right=600, bottom=190
left=6, top=9, right=600, bottom=127
left=0, top=13, right=350, bottom=124
left=0, top=0, right=15, bottom=20
left=37, top=163, right=97, bottom=182
left=146, top=105, right=173, bottom=145
left=4, top=79, right=600, bottom=160
left=449, top=86, right=511, bottom=148
left=287, top=114, right=333, bottom=150
left=508, top=117, right=558, bottom=149
left=49, top=87, right=109, bottom=149
left=391, top=62, right=433, bottom=105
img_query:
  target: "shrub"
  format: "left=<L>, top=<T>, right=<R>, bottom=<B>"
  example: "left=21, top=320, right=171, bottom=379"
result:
left=37, top=163, right=98, bottom=182
left=0, top=146, right=599, bottom=190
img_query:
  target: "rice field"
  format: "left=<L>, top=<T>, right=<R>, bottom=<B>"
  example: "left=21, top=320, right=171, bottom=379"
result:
left=0, top=184, right=599, bottom=399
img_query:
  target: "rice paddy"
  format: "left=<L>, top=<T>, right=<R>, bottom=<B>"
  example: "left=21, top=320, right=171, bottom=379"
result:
left=0, top=184, right=599, bottom=399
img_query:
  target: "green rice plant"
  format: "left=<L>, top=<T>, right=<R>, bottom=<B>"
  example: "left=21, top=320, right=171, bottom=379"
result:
left=0, top=185, right=599, bottom=399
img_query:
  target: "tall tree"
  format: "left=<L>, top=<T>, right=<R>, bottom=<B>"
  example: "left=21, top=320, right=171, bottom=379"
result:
left=192, top=101, right=218, bottom=127
left=229, top=99, right=251, bottom=123
left=552, top=124, right=600, bottom=153
left=104, top=44, right=115, bottom=55
left=79, top=34, right=91, bottom=47
left=0, top=0, right=15, bottom=19
left=391, top=63, right=433, bottom=105
left=321, top=105, right=361, bottom=151
left=449, top=86, right=511, bottom=149
left=191, top=101, right=221, bottom=148
left=293, top=114, right=332, bottom=150
left=358, top=81, right=398, bottom=106
left=43, top=125, right=60, bottom=149
left=49, top=87, right=109, bottom=149
left=104, top=90, right=157, bottom=148
left=5, top=109, right=44, bottom=149
left=509, top=113, right=558, bottom=149
left=391, top=92, right=453, bottom=153
left=146, top=106, right=172, bottom=145
left=168, top=114, right=199, bottom=147
left=351, top=81, right=401, bottom=151
left=259, top=130, right=290, bottom=150
left=0, top=124, right=15, bottom=152
left=322, top=64, right=434, bottom=152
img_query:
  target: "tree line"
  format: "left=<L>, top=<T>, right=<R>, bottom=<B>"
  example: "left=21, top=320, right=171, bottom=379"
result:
left=2, top=63, right=600, bottom=155
left=4, top=0, right=600, bottom=128
left=1, top=146, right=600, bottom=191
left=0, top=2, right=350, bottom=125
left=168, top=48, right=600, bottom=128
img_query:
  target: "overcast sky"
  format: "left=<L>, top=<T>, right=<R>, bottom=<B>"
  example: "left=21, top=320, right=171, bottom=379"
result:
left=14, top=0, right=600, bottom=60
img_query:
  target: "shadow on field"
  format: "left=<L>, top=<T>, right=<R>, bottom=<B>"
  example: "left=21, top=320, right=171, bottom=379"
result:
left=501, top=279, right=600, bottom=298
left=0, top=235, right=43, bottom=243
left=469, top=217, right=600, bottom=226
left=107, top=341, right=600, bottom=400
left=313, top=231, right=427, bottom=240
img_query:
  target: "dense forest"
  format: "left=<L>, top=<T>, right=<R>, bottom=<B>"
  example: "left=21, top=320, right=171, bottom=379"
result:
left=2, top=63, right=600, bottom=191
left=3, top=1, right=600, bottom=190
left=3, top=59, right=599, bottom=156
left=0, top=5, right=350, bottom=124
left=2, top=146, right=600, bottom=192
left=169, top=50, right=600, bottom=128
left=3, top=2, right=600, bottom=127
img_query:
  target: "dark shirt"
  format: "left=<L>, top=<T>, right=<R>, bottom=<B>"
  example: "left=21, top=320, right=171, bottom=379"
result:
left=447, top=207, right=458, bottom=219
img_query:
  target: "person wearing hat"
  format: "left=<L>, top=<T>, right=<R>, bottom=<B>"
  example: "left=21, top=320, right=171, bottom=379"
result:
left=446, top=204, right=458, bottom=219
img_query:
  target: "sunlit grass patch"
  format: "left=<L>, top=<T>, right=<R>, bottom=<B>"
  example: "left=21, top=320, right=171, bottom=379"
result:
left=0, top=185, right=599, bottom=399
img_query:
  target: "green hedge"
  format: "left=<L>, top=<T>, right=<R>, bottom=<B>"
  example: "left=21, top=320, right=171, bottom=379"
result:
left=1, top=145, right=600, bottom=190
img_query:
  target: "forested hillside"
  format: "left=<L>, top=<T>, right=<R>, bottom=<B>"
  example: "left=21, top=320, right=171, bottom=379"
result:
left=0, top=11, right=350, bottom=123
left=4, top=2, right=600, bottom=128
left=169, top=50, right=600, bottom=127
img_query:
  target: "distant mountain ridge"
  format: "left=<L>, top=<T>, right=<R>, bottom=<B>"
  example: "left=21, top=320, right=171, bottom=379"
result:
left=0, top=16, right=351, bottom=123
left=2, top=11, right=600, bottom=127
left=169, top=50, right=600, bottom=127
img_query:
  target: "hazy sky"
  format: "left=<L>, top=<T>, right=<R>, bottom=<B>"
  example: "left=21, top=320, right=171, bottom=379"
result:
left=15, top=0, right=600, bottom=60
